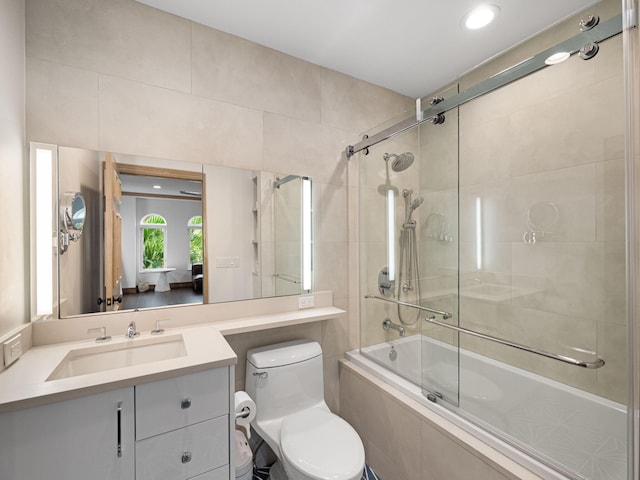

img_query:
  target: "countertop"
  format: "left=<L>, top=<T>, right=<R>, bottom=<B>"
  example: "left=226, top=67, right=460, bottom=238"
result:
left=0, top=324, right=237, bottom=414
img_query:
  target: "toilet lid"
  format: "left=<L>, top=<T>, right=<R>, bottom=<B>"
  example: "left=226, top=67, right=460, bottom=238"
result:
left=280, top=408, right=365, bottom=480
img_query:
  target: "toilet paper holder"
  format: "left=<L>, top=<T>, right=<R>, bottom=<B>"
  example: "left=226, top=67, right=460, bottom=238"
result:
left=235, top=407, right=252, bottom=419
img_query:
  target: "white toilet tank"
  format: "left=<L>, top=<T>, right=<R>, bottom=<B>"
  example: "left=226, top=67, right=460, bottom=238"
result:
left=245, top=339, right=326, bottom=423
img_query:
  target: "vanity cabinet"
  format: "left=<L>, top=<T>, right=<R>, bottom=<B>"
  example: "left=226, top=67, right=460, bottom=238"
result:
left=135, top=368, right=231, bottom=480
left=0, top=387, right=135, bottom=480
left=0, top=366, right=233, bottom=480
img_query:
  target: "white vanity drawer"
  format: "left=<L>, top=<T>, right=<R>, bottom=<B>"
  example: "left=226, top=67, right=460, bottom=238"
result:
left=189, top=465, right=230, bottom=480
left=135, top=416, right=229, bottom=480
left=136, top=367, right=229, bottom=440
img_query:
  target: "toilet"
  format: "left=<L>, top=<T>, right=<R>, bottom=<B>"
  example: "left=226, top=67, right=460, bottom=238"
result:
left=245, top=339, right=365, bottom=480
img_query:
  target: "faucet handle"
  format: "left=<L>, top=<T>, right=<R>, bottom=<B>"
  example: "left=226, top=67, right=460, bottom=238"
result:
left=88, top=327, right=111, bottom=343
left=151, top=319, right=169, bottom=335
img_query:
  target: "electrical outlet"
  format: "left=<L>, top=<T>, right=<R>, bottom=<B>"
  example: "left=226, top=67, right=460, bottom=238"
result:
left=298, top=296, right=315, bottom=309
left=3, top=333, right=23, bottom=367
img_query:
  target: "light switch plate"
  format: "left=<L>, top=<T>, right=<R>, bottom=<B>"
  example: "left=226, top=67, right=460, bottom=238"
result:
left=3, top=333, right=23, bottom=367
left=298, top=296, right=315, bottom=309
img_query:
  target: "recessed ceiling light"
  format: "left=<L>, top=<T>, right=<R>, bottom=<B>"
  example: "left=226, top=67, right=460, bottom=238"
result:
left=153, top=185, right=162, bottom=189
left=463, top=5, right=500, bottom=30
left=545, top=51, right=571, bottom=65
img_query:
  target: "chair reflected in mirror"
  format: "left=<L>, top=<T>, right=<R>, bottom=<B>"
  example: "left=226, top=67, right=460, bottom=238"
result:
left=192, top=263, right=204, bottom=293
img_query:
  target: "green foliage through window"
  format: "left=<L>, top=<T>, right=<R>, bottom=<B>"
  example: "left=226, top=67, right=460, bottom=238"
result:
left=188, top=216, right=203, bottom=266
left=141, top=214, right=166, bottom=269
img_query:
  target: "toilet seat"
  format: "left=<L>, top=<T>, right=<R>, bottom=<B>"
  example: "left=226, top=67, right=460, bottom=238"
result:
left=280, top=408, right=365, bottom=480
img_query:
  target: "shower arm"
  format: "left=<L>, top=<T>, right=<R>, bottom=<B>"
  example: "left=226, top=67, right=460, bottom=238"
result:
left=364, top=294, right=605, bottom=369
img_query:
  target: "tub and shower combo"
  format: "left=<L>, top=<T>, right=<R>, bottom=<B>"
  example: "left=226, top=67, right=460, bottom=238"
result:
left=344, top=5, right=635, bottom=480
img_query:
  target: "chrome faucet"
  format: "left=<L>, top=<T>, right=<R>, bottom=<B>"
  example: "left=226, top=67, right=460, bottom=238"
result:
left=126, top=321, right=140, bottom=338
left=382, top=317, right=406, bottom=337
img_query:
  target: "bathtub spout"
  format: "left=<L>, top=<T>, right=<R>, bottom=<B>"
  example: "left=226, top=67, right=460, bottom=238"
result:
left=382, top=317, right=406, bottom=336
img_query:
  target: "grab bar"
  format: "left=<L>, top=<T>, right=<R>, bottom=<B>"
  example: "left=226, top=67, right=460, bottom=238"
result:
left=365, top=294, right=452, bottom=319
left=364, top=294, right=605, bottom=369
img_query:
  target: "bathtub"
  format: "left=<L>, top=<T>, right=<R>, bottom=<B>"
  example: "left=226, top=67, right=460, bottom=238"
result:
left=346, top=335, right=628, bottom=480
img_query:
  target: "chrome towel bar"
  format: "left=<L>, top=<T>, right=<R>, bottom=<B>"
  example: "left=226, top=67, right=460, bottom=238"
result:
left=365, top=294, right=452, bottom=319
left=365, top=294, right=605, bottom=369
left=273, top=273, right=301, bottom=284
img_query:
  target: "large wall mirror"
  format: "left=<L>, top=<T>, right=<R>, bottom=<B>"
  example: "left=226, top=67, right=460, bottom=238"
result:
left=30, top=144, right=313, bottom=320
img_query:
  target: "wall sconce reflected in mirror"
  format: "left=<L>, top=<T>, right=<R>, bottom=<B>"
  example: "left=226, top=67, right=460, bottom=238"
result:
left=302, top=177, right=312, bottom=292
left=33, top=144, right=55, bottom=317
left=476, top=196, right=482, bottom=271
left=59, top=191, right=86, bottom=254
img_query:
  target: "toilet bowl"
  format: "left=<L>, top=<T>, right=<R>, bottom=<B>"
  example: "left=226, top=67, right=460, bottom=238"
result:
left=245, top=339, right=365, bottom=480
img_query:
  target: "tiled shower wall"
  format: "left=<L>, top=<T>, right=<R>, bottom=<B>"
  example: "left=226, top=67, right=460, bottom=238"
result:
left=454, top=33, right=627, bottom=402
left=23, top=0, right=413, bottom=411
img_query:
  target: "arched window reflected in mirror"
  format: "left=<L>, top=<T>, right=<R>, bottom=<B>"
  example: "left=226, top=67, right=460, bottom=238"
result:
left=187, top=215, right=203, bottom=268
left=140, top=213, right=167, bottom=270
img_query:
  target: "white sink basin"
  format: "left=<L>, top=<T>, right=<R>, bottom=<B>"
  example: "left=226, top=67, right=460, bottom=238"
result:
left=47, top=334, right=186, bottom=381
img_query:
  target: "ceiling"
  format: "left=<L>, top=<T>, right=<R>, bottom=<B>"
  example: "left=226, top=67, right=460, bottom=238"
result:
left=120, top=174, right=202, bottom=199
left=136, top=0, right=599, bottom=98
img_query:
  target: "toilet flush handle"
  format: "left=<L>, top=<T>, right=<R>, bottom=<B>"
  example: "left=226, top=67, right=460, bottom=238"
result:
left=253, top=371, right=268, bottom=379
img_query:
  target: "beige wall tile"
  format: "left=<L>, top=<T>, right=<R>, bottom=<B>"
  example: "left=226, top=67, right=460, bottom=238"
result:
left=323, top=353, right=342, bottom=413
left=509, top=74, right=624, bottom=177
left=321, top=68, right=413, bottom=134
left=314, top=182, right=347, bottom=243
left=192, top=23, right=321, bottom=123
left=263, top=112, right=350, bottom=186
left=596, top=320, right=629, bottom=404
left=321, top=317, right=350, bottom=359
left=511, top=242, right=605, bottom=320
left=419, top=110, right=458, bottom=191
left=98, top=75, right=263, bottom=168
left=313, top=240, right=348, bottom=300
left=603, top=240, right=627, bottom=325
left=26, top=58, right=99, bottom=147
left=459, top=113, right=511, bottom=187
left=26, top=0, right=191, bottom=92
left=597, top=158, right=626, bottom=242
left=459, top=164, right=597, bottom=245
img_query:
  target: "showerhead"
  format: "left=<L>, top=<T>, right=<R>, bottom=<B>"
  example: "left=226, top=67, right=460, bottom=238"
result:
left=384, top=152, right=415, bottom=172
left=410, top=196, right=424, bottom=210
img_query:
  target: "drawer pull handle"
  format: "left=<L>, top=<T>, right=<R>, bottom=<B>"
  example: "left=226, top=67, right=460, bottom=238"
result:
left=181, top=452, right=192, bottom=464
left=181, top=398, right=192, bottom=409
left=116, top=402, right=122, bottom=458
